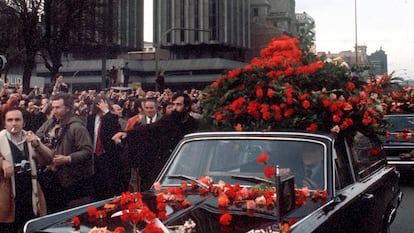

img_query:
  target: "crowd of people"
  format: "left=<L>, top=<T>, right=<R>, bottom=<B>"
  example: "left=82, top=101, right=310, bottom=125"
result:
left=0, top=74, right=203, bottom=232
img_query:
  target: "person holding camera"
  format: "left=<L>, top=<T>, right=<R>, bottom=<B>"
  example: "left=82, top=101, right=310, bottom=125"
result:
left=0, top=107, right=50, bottom=233
left=35, top=93, right=94, bottom=213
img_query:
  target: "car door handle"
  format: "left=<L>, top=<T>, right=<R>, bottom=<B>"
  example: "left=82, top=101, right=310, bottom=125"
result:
left=362, top=193, right=374, bottom=200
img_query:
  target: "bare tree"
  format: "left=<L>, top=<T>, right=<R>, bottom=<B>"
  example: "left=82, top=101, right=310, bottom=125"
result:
left=40, top=0, right=106, bottom=85
left=2, top=0, right=43, bottom=93
left=1, top=0, right=117, bottom=93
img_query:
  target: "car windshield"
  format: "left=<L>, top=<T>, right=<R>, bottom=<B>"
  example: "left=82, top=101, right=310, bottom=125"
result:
left=160, top=138, right=326, bottom=190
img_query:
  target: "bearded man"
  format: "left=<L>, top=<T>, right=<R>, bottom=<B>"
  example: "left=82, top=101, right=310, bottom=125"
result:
left=112, top=92, right=199, bottom=191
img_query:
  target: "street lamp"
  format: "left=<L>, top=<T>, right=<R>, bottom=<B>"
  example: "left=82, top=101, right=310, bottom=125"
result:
left=154, top=27, right=210, bottom=80
left=354, top=0, right=358, bottom=66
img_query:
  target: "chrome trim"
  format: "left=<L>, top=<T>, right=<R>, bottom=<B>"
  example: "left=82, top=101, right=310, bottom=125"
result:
left=387, top=161, right=414, bottom=165
left=184, top=131, right=334, bottom=142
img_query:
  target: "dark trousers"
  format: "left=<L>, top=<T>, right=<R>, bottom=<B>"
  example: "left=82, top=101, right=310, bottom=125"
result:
left=123, top=75, right=129, bottom=87
left=40, top=170, right=94, bottom=214
left=0, top=222, right=16, bottom=233
left=94, top=153, right=122, bottom=201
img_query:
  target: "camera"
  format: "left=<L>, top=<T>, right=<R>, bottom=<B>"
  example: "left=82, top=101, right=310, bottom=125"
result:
left=41, top=136, right=58, bottom=148
left=15, top=160, right=31, bottom=174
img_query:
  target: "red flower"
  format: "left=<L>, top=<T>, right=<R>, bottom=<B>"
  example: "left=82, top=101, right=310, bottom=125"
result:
left=95, top=210, right=106, bottom=219
left=342, top=102, right=353, bottom=111
left=142, top=221, right=164, bottom=233
left=255, top=85, right=264, bottom=98
left=228, top=97, right=246, bottom=114
left=282, top=223, right=291, bottom=233
left=227, top=68, right=241, bottom=79
left=346, top=81, right=355, bottom=91
left=215, top=112, right=224, bottom=122
left=267, top=88, right=274, bottom=97
left=322, top=99, right=330, bottom=108
left=235, top=123, right=243, bottom=131
left=218, top=193, right=230, bottom=207
left=114, top=227, right=126, bottom=233
left=264, top=165, right=275, bottom=179
left=247, top=100, right=261, bottom=120
left=256, top=153, right=269, bottom=164
left=260, top=104, right=272, bottom=120
left=306, top=123, right=318, bottom=132
left=283, top=108, right=295, bottom=118
left=368, top=148, right=381, bottom=156
left=302, top=100, right=311, bottom=109
left=332, top=114, right=341, bottom=123
left=87, top=206, right=97, bottom=217
left=219, top=213, right=232, bottom=225
left=299, top=93, right=308, bottom=101
left=340, top=118, right=354, bottom=130
left=71, top=216, right=80, bottom=230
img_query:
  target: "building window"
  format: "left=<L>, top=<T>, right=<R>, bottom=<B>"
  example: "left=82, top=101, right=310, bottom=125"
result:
left=253, top=8, right=259, bottom=17
left=180, top=0, right=185, bottom=42
left=209, top=0, right=218, bottom=40
left=166, top=1, right=172, bottom=43
left=194, top=0, right=199, bottom=42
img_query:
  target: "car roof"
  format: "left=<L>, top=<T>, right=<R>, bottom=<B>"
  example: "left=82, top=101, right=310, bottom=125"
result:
left=183, top=131, right=335, bottom=142
left=385, top=113, right=414, bottom=116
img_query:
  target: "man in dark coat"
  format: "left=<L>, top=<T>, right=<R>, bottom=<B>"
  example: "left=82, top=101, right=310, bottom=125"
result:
left=35, top=93, right=94, bottom=213
left=113, top=92, right=199, bottom=191
left=87, top=96, right=123, bottom=200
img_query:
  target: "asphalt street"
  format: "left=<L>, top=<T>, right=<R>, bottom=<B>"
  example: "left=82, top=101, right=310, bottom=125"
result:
left=391, top=173, right=414, bottom=233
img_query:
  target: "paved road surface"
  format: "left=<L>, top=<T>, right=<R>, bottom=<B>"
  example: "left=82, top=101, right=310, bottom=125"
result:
left=391, top=174, right=414, bottom=233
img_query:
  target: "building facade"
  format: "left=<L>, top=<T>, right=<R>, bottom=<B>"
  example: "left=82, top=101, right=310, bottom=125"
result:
left=368, top=48, right=387, bottom=75
left=35, top=0, right=299, bottom=91
left=154, top=0, right=251, bottom=62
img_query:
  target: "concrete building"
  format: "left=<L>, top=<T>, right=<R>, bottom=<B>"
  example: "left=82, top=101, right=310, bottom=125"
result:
left=368, top=47, right=387, bottom=75
left=35, top=0, right=298, bottom=92
left=320, top=45, right=388, bottom=77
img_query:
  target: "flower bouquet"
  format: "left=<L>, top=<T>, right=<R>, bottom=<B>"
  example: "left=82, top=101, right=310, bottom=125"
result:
left=201, top=36, right=387, bottom=137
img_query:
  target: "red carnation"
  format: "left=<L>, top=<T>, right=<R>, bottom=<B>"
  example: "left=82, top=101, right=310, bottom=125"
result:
left=219, top=213, right=232, bottom=225
left=264, top=165, right=275, bottom=179
left=302, top=100, right=311, bottom=109
left=346, top=81, right=355, bottom=91
left=306, top=123, right=318, bottom=132
left=71, top=216, right=80, bottom=230
left=256, top=153, right=269, bottom=164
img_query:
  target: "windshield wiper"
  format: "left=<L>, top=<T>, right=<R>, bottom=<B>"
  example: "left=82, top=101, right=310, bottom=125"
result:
left=231, top=174, right=273, bottom=185
left=167, top=175, right=209, bottom=189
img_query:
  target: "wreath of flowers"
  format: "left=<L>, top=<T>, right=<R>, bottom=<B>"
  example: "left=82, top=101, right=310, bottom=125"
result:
left=365, top=73, right=414, bottom=114
left=200, top=36, right=388, bottom=138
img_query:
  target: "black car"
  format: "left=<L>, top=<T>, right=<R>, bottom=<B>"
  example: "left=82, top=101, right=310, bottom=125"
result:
left=25, top=131, right=402, bottom=233
left=383, top=113, right=414, bottom=173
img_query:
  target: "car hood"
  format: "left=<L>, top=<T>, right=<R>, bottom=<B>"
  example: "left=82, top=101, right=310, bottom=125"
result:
left=25, top=189, right=326, bottom=233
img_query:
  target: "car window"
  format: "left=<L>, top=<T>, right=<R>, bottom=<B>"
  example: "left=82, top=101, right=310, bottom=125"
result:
left=385, top=115, right=414, bottom=132
left=334, top=138, right=354, bottom=190
left=161, top=138, right=327, bottom=190
left=348, top=132, right=386, bottom=179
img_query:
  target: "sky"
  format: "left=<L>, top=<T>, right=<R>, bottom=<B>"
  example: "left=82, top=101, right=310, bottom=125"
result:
left=144, top=0, right=414, bottom=80
left=296, top=0, right=414, bottom=80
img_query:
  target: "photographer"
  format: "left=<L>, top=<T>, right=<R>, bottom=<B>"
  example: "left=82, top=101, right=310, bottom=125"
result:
left=35, top=93, right=94, bottom=213
left=0, top=107, right=49, bottom=232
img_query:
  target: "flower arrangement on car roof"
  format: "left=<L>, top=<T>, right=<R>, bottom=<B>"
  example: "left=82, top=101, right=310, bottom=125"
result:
left=200, top=35, right=387, bottom=137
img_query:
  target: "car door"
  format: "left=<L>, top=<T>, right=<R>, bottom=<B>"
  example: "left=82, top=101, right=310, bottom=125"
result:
left=315, top=132, right=399, bottom=233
